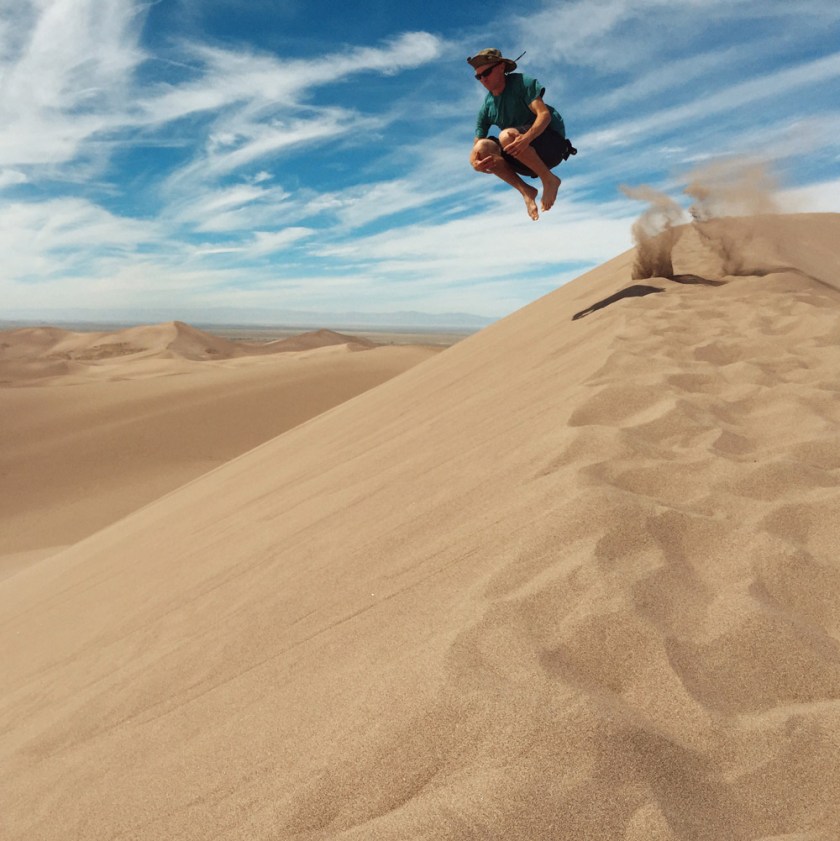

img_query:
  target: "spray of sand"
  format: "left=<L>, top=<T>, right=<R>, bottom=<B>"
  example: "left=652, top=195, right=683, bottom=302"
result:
left=685, top=159, right=780, bottom=221
left=622, top=159, right=781, bottom=280
left=620, top=185, right=687, bottom=279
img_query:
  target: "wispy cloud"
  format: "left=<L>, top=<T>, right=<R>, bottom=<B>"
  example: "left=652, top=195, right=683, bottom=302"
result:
left=166, top=181, right=291, bottom=233
left=515, top=0, right=840, bottom=72
left=0, top=196, right=159, bottom=284
left=0, top=0, right=146, bottom=167
left=316, top=193, right=635, bottom=286
left=0, top=168, right=27, bottom=187
left=132, top=31, right=443, bottom=130
left=249, top=227, right=317, bottom=255
left=578, top=51, right=840, bottom=153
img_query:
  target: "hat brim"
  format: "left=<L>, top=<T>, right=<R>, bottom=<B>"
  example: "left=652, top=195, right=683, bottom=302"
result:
left=468, top=54, right=517, bottom=73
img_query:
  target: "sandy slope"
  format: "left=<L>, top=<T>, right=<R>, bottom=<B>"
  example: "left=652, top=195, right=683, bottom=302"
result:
left=2, top=214, right=840, bottom=840
left=0, top=323, right=439, bottom=559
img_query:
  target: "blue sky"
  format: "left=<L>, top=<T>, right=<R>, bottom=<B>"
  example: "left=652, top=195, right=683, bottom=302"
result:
left=2, top=0, right=839, bottom=323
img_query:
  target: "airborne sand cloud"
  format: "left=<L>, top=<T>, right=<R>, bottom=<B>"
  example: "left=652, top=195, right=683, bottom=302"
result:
left=622, top=159, right=789, bottom=281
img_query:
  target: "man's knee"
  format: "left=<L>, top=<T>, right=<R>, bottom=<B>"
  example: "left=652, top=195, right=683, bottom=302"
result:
left=472, top=138, right=498, bottom=158
left=499, top=128, right=521, bottom=149
left=471, top=138, right=501, bottom=169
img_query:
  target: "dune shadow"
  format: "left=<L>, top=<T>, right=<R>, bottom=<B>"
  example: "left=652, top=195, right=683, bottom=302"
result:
left=572, top=274, right=730, bottom=321
left=670, top=274, right=726, bottom=286
left=572, top=284, right=664, bottom=320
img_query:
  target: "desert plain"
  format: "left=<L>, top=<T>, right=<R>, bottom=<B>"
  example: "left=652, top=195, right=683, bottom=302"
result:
left=2, top=212, right=840, bottom=839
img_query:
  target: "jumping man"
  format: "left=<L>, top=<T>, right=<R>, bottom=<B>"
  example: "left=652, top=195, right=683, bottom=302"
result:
left=469, top=48, right=575, bottom=221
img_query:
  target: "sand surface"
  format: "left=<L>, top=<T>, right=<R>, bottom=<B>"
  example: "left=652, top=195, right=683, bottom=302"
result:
left=2, top=214, right=840, bottom=839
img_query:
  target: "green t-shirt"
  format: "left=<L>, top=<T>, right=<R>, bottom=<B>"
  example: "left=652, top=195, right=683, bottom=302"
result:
left=475, top=73, right=565, bottom=139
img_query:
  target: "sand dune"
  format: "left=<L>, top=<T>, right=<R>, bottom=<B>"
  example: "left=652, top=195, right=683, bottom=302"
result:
left=2, top=214, right=840, bottom=839
left=0, top=321, right=376, bottom=384
left=264, top=328, right=378, bottom=353
left=0, top=325, right=439, bottom=558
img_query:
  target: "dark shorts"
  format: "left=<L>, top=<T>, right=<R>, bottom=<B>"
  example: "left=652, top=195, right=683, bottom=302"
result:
left=489, top=128, right=573, bottom=178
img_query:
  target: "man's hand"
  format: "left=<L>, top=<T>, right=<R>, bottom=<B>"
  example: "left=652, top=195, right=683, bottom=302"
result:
left=503, top=133, right=532, bottom=159
left=473, top=154, right=497, bottom=173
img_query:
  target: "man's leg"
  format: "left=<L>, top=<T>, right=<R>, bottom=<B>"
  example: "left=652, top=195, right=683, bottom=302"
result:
left=471, top=138, right=540, bottom=221
left=498, top=129, right=562, bottom=213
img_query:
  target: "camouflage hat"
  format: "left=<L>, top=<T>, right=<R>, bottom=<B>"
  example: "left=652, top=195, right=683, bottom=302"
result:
left=467, top=48, right=519, bottom=73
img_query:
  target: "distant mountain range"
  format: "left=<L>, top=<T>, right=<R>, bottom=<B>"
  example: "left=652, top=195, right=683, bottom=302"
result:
left=3, top=307, right=497, bottom=331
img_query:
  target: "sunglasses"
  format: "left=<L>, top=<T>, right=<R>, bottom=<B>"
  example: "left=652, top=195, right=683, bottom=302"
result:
left=474, top=63, right=500, bottom=80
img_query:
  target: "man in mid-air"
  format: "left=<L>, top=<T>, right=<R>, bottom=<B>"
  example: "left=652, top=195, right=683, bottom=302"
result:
left=469, top=48, right=575, bottom=221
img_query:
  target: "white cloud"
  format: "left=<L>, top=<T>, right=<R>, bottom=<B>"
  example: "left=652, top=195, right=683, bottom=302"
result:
left=317, top=194, right=634, bottom=284
left=780, top=177, right=840, bottom=213
left=2, top=260, right=242, bottom=311
left=132, top=31, right=443, bottom=131
left=167, top=181, right=290, bottom=232
left=577, top=52, right=840, bottom=152
left=0, top=196, right=155, bottom=252
left=0, top=0, right=146, bottom=166
left=0, top=8, right=443, bottom=179
left=0, top=167, right=27, bottom=187
left=197, top=109, right=377, bottom=176
left=325, top=31, right=443, bottom=76
left=312, top=177, right=460, bottom=231
left=515, top=0, right=840, bottom=73
left=250, top=227, right=317, bottom=255
left=0, top=196, right=161, bottom=302
left=576, top=40, right=771, bottom=116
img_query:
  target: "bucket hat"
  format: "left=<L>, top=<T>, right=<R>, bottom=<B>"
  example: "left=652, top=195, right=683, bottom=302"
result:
left=467, top=48, right=521, bottom=73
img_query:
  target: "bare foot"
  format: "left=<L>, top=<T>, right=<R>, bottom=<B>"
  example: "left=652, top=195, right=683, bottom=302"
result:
left=522, top=185, right=539, bottom=220
left=540, top=174, right=562, bottom=212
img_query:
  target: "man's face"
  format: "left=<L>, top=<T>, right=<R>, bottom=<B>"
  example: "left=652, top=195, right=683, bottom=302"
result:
left=474, top=61, right=505, bottom=94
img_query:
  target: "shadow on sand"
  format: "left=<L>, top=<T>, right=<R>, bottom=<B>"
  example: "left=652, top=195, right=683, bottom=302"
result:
left=572, top=275, right=725, bottom=321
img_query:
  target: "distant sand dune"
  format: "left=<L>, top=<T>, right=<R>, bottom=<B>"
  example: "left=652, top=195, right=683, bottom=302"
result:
left=263, top=328, right=378, bottom=354
left=0, top=326, right=439, bottom=556
left=2, top=214, right=839, bottom=840
left=0, top=321, right=375, bottom=384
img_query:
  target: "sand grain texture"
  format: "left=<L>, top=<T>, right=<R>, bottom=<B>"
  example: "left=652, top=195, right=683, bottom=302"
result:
left=2, top=215, right=840, bottom=839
